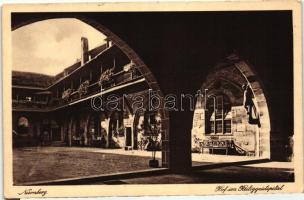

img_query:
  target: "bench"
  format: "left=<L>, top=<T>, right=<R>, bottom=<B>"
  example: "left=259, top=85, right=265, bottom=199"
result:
left=200, top=139, right=234, bottom=155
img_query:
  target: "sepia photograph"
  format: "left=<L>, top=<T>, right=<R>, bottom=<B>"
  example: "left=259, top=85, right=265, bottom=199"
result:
left=2, top=1, right=303, bottom=198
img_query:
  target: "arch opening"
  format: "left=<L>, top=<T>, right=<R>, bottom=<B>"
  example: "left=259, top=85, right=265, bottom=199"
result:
left=12, top=17, right=170, bottom=185
left=191, top=55, right=271, bottom=165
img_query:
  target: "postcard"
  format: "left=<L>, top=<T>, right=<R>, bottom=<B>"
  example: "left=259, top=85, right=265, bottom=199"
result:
left=2, top=1, right=303, bottom=198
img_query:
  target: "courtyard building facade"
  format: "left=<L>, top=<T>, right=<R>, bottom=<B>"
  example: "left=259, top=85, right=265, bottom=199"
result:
left=12, top=37, right=162, bottom=152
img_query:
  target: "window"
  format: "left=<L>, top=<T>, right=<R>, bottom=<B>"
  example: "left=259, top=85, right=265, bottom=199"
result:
left=224, top=120, right=231, bottom=133
left=17, top=116, right=29, bottom=134
left=18, top=117, right=29, bottom=127
left=25, top=96, right=32, bottom=102
left=205, top=95, right=232, bottom=135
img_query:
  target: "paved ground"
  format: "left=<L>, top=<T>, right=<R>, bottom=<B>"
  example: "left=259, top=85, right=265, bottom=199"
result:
left=192, top=153, right=260, bottom=165
left=13, top=147, right=294, bottom=185
left=96, top=165, right=294, bottom=184
left=13, top=147, right=161, bottom=185
left=65, top=147, right=259, bottom=163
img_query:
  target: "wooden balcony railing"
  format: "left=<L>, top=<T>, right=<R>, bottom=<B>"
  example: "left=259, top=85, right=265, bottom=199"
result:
left=12, top=68, right=143, bottom=111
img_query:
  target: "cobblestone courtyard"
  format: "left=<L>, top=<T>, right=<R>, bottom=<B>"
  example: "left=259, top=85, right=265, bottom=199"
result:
left=13, top=147, right=160, bottom=185
left=13, top=147, right=294, bottom=185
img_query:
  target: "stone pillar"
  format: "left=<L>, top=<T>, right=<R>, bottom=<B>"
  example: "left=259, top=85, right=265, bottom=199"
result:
left=83, top=115, right=90, bottom=146
left=100, top=118, right=110, bottom=148
left=36, top=122, right=41, bottom=137
left=169, top=111, right=192, bottom=172
left=131, top=115, right=135, bottom=149
left=68, top=119, right=73, bottom=147
left=61, top=123, right=64, bottom=141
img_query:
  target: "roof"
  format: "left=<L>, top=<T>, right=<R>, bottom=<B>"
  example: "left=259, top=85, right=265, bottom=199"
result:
left=12, top=42, right=108, bottom=88
left=12, top=71, right=55, bottom=88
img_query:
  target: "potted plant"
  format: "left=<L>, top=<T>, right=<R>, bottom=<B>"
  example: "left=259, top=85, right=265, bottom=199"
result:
left=98, top=67, right=114, bottom=87
left=62, top=88, right=72, bottom=102
left=147, top=121, right=161, bottom=168
left=78, top=80, right=89, bottom=98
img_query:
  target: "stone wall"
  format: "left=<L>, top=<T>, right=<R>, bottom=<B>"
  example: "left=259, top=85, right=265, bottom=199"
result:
left=231, top=106, right=257, bottom=154
left=191, top=106, right=258, bottom=155
left=191, top=56, right=271, bottom=158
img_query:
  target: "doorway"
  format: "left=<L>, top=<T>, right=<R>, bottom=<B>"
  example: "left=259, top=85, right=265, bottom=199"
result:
left=51, top=128, right=61, bottom=141
left=125, top=127, right=132, bottom=147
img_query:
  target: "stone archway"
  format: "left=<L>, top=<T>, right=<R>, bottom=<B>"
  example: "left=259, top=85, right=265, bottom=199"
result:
left=50, top=119, right=61, bottom=142
left=70, top=116, right=82, bottom=146
left=86, top=112, right=108, bottom=147
left=193, top=54, right=271, bottom=159
left=17, top=116, right=30, bottom=135
left=108, top=111, right=124, bottom=148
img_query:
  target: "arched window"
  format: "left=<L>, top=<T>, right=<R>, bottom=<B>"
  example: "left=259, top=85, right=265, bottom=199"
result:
left=205, top=95, right=231, bottom=135
left=18, top=117, right=29, bottom=127
left=17, top=116, right=29, bottom=134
